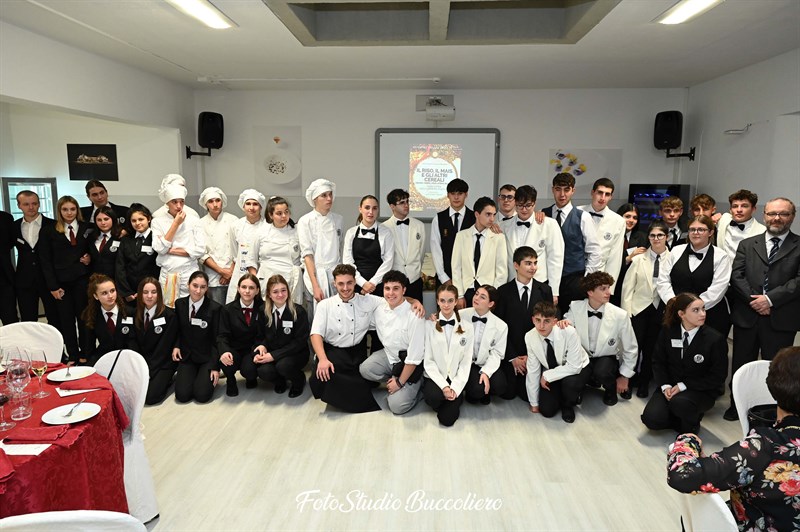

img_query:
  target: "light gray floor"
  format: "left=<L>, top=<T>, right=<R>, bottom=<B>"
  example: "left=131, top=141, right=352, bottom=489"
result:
left=141, top=372, right=742, bottom=532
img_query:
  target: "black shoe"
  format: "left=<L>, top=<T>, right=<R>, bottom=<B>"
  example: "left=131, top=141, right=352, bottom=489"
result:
left=226, top=381, right=239, bottom=397
left=576, top=392, right=583, bottom=405
left=274, top=381, right=288, bottom=394
left=288, top=375, right=305, bottom=398
left=620, top=389, right=632, bottom=400
left=603, top=389, right=618, bottom=406
left=480, top=395, right=491, bottom=405
left=636, top=383, right=650, bottom=398
left=245, top=379, right=258, bottom=389
left=561, top=407, right=576, bottom=423
left=723, top=406, right=739, bottom=421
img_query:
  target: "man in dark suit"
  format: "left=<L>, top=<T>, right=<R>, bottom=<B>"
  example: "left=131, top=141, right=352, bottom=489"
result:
left=0, top=209, right=18, bottom=324
left=80, top=180, right=129, bottom=232
left=12, top=190, right=59, bottom=326
left=726, top=197, right=800, bottom=420
left=494, top=246, right=553, bottom=401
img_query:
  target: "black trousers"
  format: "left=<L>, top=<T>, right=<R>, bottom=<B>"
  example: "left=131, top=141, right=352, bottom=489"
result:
left=0, top=277, right=18, bottom=325
left=423, top=378, right=465, bottom=427
left=219, top=349, right=247, bottom=382
left=146, top=367, right=176, bottom=405
left=539, top=365, right=591, bottom=418
left=309, top=341, right=380, bottom=413
left=557, top=271, right=585, bottom=316
left=631, top=304, right=664, bottom=387
left=405, top=278, right=423, bottom=302
left=175, top=361, right=215, bottom=403
left=497, top=359, right=529, bottom=401
left=242, top=349, right=308, bottom=387
left=587, top=356, right=619, bottom=392
left=704, top=301, right=730, bottom=339
left=464, top=363, right=508, bottom=402
left=730, top=317, right=795, bottom=399
left=16, top=276, right=60, bottom=326
left=56, top=277, right=88, bottom=361
left=641, top=388, right=716, bottom=433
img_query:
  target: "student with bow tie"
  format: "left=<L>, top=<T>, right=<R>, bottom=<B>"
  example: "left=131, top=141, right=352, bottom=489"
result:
left=714, top=189, right=766, bottom=261
left=88, top=205, right=123, bottom=280
left=38, top=195, right=92, bottom=363
left=657, top=196, right=688, bottom=251
left=382, top=189, right=426, bottom=301
left=578, top=178, right=626, bottom=293
left=422, top=284, right=474, bottom=426
left=459, top=285, right=508, bottom=405
left=343, top=195, right=394, bottom=296
left=641, top=292, right=728, bottom=434
left=80, top=274, right=128, bottom=366
left=116, top=204, right=160, bottom=304
left=217, top=273, right=266, bottom=397
left=657, top=215, right=732, bottom=337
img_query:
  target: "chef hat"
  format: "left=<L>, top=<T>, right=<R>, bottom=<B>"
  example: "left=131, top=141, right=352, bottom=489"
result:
left=159, top=183, right=187, bottom=204
left=199, top=187, right=228, bottom=209
left=305, top=178, right=336, bottom=207
left=161, top=173, right=186, bottom=188
left=237, top=189, right=266, bottom=210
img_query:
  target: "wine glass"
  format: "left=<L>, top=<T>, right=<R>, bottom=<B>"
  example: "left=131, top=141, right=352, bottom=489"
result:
left=0, top=375, right=15, bottom=431
left=6, top=358, right=31, bottom=396
left=30, top=349, right=50, bottom=398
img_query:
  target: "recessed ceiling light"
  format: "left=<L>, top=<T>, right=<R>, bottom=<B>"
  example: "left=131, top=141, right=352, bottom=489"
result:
left=655, top=0, right=725, bottom=25
left=166, top=0, right=236, bottom=29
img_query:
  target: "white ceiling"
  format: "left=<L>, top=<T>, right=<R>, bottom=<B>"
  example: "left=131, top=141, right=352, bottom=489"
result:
left=1, top=0, right=799, bottom=91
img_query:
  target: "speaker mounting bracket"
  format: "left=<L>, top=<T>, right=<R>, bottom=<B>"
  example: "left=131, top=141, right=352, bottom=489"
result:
left=665, top=147, right=695, bottom=161
left=186, top=146, right=212, bottom=159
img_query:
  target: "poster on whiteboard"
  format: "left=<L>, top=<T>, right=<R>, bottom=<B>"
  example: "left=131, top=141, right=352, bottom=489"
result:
left=409, top=143, right=462, bottom=212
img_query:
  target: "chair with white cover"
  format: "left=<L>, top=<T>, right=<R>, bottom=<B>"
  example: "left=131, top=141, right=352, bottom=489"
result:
left=680, top=492, right=738, bottom=531
left=95, top=349, right=159, bottom=524
left=0, top=510, right=146, bottom=531
left=0, top=321, right=64, bottom=363
left=732, top=360, right=774, bottom=437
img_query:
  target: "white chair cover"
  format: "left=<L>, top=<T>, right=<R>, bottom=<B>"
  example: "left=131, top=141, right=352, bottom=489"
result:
left=94, top=350, right=159, bottom=524
left=0, top=510, right=146, bottom=531
left=680, top=492, right=738, bottom=531
left=0, top=322, right=64, bottom=363
left=732, top=360, right=775, bottom=437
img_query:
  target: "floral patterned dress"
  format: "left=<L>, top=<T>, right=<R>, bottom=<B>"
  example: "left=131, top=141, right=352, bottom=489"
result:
left=667, top=415, right=800, bottom=531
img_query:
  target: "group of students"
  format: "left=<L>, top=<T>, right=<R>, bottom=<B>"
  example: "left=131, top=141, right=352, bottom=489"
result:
left=1, top=172, right=797, bottom=433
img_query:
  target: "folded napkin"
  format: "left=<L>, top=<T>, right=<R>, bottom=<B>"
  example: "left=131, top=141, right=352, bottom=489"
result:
left=3, top=425, right=81, bottom=448
left=60, top=374, right=130, bottom=431
left=0, top=448, right=14, bottom=493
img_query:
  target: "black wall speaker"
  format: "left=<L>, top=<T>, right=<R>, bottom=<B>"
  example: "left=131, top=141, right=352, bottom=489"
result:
left=654, top=111, right=683, bottom=150
left=198, top=112, right=224, bottom=149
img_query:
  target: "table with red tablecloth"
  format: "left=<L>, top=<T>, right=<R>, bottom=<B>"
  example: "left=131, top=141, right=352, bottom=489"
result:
left=0, top=374, right=129, bottom=517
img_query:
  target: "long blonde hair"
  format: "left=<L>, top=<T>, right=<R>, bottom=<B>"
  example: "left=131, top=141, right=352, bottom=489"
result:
left=263, top=275, right=297, bottom=326
left=54, top=195, right=84, bottom=234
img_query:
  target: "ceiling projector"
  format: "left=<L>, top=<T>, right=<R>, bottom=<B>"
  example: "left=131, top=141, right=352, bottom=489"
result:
left=426, top=99, right=455, bottom=121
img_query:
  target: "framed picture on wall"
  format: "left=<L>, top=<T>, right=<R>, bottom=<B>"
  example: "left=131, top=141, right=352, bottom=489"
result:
left=66, top=144, right=119, bottom=181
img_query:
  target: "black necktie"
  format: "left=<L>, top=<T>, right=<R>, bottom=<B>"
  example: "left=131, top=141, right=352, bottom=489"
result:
left=516, top=221, right=531, bottom=228
left=452, top=212, right=460, bottom=231
left=589, top=212, right=603, bottom=218
left=669, top=229, right=678, bottom=247
left=689, top=250, right=704, bottom=260
left=274, top=310, right=282, bottom=330
left=144, top=312, right=151, bottom=331
left=556, top=210, right=563, bottom=226
left=764, top=237, right=781, bottom=292
left=545, top=338, right=558, bottom=369
left=682, top=331, right=689, bottom=357
left=521, top=286, right=529, bottom=310
left=653, top=254, right=660, bottom=278
left=190, top=304, right=197, bottom=320
left=730, top=220, right=745, bottom=231
left=396, top=219, right=409, bottom=226
left=588, top=311, right=603, bottom=319
left=439, top=319, right=455, bottom=327
left=360, top=228, right=376, bottom=236
left=474, top=233, right=482, bottom=270
left=472, top=316, right=487, bottom=324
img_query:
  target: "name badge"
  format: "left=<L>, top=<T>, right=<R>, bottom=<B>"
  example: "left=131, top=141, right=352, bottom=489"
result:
left=361, top=232, right=376, bottom=240
left=17, top=238, right=25, bottom=245
left=121, top=317, right=134, bottom=324
left=141, top=245, right=153, bottom=253
left=671, top=339, right=683, bottom=348
left=626, top=247, right=638, bottom=255
left=153, top=317, right=166, bottom=326
left=191, top=318, right=204, bottom=327
left=282, top=321, right=293, bottom=329
left=109, top=242, right=120, bottom=252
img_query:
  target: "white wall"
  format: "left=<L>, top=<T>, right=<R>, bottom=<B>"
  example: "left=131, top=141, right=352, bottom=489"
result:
left=684, top=48, right=800, bottom=205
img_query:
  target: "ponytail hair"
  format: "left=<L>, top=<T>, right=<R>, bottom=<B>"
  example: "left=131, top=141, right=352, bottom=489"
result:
left=663, top=292, right=701, bottom=328
left=356, top=195, right=379, bottom=224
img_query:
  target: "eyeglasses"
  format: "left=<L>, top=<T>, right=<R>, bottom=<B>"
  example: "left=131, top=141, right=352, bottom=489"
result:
left=648, top=233, right=666, bottom=240
left=393, top=199, right=409, bottom=206
left=498, top=194, right=515, bottom=201
left=688, top=227, right=709, bottom=234
left=765, top=212, right=793, bottom=218
left=516, top=203, right=535, bottom=209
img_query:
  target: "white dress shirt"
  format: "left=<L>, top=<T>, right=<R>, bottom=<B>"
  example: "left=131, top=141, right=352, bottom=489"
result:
left=188, top=296, right=205, bottom=322
left=657, top=244, right=732, bottom=310
left=717, top=213, right=766, bottom=261
left=20, top=214, right=42, bottom=248
left=578, top=204, right=626, bottom=287
left=430, top=206, right=468, bottom=283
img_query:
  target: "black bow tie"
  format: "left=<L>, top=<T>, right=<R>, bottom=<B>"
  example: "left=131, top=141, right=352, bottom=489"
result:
left=589, top=212, right=603, bottom=218
left=471, top=316, right=487, bottom=324
left=502, top=216, right=513, bottom=221
left=588, top=311, right=603, bottom=319
left=689, top=251, right=704, bottom=260
left=396, top=219, right=409, bottom=226
left=516, top=221, right=531, bottom=228
left=729, top=220, right=745, bottom=231
left=439, top=319, right=455, bottom=327
left=360, top=228, right=376, bottom=235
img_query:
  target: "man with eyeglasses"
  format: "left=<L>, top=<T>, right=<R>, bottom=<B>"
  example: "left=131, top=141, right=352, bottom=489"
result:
left=382, top=189, right=426, bottom=301
left=497, top=184, right=517, bottom=221
left=726, top=197, right=800, bottom=421
left=500, top=185, right=564, bottom=303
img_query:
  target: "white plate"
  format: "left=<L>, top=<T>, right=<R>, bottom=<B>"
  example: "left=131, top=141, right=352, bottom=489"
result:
left=263, top=148, right=301, bottom=184
left=47, top=367, right=96, bottom=382
left=41, top=402, right=101, bottom=425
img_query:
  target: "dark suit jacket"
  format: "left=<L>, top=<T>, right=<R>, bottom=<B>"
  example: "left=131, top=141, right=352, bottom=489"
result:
left=126, top=307, right=177, bottom=377
left=174, top=296, right=222, bottom=366
left=0, top=211, right=14, bottom=285
left=81, top=202, right=130, bottom=228
left=13, top=215, right=55, bottom=288
left=261, top=305, right=310, bottom=362
left=87, top=228, right=122, bottom=279
left=38, top=221, right=92, bottom=290
left=494, top=279, right=553, bottom=361
left=730, top=231, right=800, bottom=332
left=84, top=307, right=130, bottom=366
left=652, top=325, right=728, bottom=397
left=115, top=234, right=160, bottom=299
left=217, top=300, right=266, bottom=358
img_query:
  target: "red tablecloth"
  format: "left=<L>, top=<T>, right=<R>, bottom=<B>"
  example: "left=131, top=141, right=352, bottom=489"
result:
left=0, top=374, right=129, bottom=517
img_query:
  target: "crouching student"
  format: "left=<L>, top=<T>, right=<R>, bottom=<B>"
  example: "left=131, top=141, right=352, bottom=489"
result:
left=423, top=284, right=474, bottom=427
left=459, top=285, right=508, bottom=404
left=526, top=301, right=590, bottom=423
left=359, top=270, right=426, bottom=415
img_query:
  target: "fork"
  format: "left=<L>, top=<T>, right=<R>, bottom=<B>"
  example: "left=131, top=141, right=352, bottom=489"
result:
left=64, top=397, right=86, bottom=418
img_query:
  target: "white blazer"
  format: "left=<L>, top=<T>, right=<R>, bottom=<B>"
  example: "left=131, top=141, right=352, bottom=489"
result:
left=423, top=315, right=474, bottom=396
left=524, top=325, right=589, bottom=407
left=382, top=215, right=425, bottom=283
left=715, top=212, right=766, bottom=261
left=501, top=215, right=565, bottom=292
left=459, top=308, right=506, bottom=378
left=621, top=250, right=669, bottom=317
left=564, top=299, right=638, bottom=378
left=451, top=227, right=508, bottom=297
left=578, top=205, right=626, bottom=290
